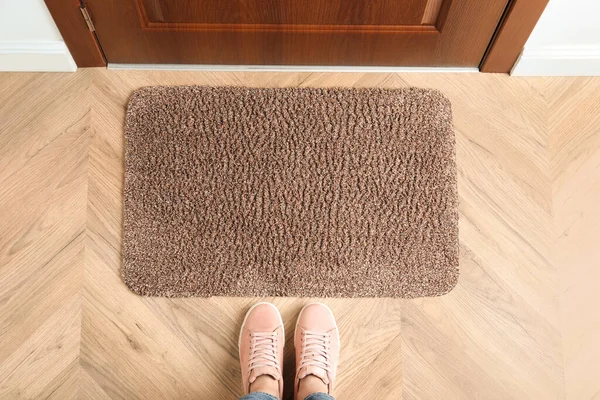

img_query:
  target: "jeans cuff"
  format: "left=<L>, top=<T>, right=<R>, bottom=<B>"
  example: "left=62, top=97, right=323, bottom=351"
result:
left=304, top=393, right=336, bottom=400
left=239, top=391, right=280, bottom=400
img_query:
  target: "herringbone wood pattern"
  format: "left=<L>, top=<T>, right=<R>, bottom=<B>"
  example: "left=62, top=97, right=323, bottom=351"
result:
left=547, top=77, right=600, bottom=400
left=1, top=70, right=598, bottom=399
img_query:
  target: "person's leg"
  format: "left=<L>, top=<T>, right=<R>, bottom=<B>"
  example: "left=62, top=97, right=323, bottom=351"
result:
left=239, top=302, right=285, bottom=400
left=297, top=375, right=332, bottom=399
left=294, top=303, right=340, bottom=400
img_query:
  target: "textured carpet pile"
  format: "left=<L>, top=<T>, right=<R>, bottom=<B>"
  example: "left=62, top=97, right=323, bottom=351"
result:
left=123, top=86, right=458, bottom=298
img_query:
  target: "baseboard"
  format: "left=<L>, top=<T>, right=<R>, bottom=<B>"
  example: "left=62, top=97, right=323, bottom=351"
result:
left=108, top=63, right=479, bottom=73
left=0, top=41, right=77, bottom=72
left=511, top=45, right=600, bottom=76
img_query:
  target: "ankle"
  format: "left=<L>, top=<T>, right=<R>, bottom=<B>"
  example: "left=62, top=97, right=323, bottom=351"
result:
left=297, top=375, right=328, bottom=399
left=249, top=375, right=280, bottom=399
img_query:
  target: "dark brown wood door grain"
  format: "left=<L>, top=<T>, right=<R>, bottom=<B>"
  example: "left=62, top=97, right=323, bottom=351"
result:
left=86, top=0, right=509, bottom=66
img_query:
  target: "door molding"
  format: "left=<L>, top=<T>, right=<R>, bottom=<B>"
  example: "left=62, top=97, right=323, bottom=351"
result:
left=480, top=0, right=549, bottom=73
left=133, top=0, right=450, bottom=33
left=44, top=0, right=105, bottom=67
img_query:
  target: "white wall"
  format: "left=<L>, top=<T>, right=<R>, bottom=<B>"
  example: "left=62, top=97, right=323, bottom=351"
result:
left=0, top=0, right=76, bottom=71
left=512, top=0, right=600, bottom=76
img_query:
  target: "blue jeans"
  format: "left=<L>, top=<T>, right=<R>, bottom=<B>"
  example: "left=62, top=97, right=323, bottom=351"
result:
left=240, top=392, right=335, bottom=400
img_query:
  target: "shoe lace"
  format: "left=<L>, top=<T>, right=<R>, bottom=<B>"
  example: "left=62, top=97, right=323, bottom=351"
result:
left=249, top=332, right=280, bottom=371
left=299, top=330, right=331, bottom=374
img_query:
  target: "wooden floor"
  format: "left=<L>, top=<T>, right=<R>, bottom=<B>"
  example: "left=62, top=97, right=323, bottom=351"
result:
left=1, top=70, right=599, bottom=400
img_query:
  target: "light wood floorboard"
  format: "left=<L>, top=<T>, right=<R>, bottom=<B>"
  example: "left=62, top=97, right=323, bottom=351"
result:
left=1, top=70, right=598, bottom=399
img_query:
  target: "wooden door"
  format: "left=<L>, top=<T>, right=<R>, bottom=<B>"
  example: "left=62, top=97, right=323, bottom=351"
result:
left=83, top=0, right=509, bottom=67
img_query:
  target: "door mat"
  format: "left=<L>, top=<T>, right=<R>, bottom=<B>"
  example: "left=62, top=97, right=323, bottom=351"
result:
left=123, top=86, right=458, bottom=298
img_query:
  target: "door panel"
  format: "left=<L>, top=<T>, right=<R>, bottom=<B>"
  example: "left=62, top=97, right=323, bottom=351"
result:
left=89, top=0, right=508, bottom=66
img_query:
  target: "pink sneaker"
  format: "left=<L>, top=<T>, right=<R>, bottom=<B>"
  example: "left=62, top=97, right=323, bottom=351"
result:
left=239, top=302, right=285, bottom=399
left=294, top=302, right=340, bottom=398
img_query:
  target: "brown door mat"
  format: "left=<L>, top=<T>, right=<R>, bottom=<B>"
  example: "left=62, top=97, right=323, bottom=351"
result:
left=123, top=86, right=458, bottom=298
